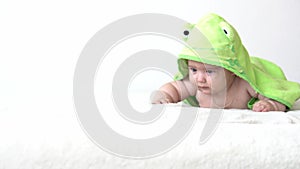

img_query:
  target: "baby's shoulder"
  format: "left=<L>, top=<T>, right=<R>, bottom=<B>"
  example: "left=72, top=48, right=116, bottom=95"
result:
left=235, top=77, right=257, bottom=96
left=177, top=77, right=197, bottom=96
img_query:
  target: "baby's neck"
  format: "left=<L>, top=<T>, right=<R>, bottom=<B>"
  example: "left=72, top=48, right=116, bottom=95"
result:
left=207, top=76, right=238, bottom=108
left=212, top=75, right=237, bottom=96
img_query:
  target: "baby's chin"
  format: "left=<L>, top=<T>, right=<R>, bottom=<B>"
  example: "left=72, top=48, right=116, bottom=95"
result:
left=197, top=87, right=212, bottom=95
left=198, top=87, right=227, bottom=95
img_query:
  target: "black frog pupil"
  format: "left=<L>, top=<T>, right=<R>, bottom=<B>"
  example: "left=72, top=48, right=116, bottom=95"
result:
left=223, top=29, right=228, bottom=34
left=183, top=30, right=189, bottom=36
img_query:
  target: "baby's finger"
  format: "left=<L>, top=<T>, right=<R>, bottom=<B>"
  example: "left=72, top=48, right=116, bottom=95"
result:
left=252, top=102, right=265, bottom=112
left=159, top=99, right=168, bottom=104
left=253, top=106, right=262, bottom=112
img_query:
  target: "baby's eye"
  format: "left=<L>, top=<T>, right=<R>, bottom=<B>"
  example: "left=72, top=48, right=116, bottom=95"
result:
left=206, top=70, right=215, bottom=74
left=189, top=67, right=197, bottom=73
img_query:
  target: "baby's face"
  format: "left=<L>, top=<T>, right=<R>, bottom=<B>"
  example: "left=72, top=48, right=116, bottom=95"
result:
left=188, top=60, right=234, bottom=95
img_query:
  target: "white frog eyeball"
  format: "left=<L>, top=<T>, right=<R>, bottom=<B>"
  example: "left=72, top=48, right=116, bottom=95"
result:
left=182, top=30, right=190, bottom=41
left=219, top=22, right=234, bottom=40
left=223, top=28, right=228, bottom=35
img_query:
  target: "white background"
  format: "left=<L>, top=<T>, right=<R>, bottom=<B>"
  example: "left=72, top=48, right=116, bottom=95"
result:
left=1, top=0, right=300, bottom=121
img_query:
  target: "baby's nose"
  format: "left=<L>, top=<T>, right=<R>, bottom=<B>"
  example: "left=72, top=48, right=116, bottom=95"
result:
left=196, top=72, right=206, bottom=83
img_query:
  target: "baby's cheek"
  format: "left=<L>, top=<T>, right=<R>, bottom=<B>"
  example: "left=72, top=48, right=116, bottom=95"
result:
left=189, top=74, right=197, bottom=84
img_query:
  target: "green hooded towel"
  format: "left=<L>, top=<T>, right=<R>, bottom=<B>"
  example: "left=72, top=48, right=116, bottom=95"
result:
left=175, top=13, right=300, bottom=109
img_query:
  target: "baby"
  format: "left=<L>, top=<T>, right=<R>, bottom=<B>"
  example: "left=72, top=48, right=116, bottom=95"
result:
left=152, top=60, right=286, bottom=111
left=151, top=13, right=300, bottom=112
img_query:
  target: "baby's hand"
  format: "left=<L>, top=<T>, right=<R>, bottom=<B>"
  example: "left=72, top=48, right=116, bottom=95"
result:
left=252, top=100, right=275, bottom=112
left=150, top=90, right=173, bottom=104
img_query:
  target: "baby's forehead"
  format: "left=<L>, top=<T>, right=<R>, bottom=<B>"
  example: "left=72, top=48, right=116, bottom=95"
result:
left=187, top=60, right=221, bottom=69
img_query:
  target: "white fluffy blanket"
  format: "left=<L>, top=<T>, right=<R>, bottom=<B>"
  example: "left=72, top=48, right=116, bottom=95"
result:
left=1, top=100, right=300, bottom=169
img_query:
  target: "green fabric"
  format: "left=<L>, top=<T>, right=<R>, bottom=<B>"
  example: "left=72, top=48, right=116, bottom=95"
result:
left=247, top=97, right=259, bottom=109
left=175, top=13, right=300, bottom=109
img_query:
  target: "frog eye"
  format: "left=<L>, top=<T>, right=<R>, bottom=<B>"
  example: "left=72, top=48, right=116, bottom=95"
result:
left=221, top=26, right=233, bottom=39
left=183, top=30, right=189, bottom=36
left=222, top=27, right=230, bottom=37
left=220, top=21, right=234, bottom=40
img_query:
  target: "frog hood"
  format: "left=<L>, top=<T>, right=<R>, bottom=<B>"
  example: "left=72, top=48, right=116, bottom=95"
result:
left=176, top=13, right=300, bottom=108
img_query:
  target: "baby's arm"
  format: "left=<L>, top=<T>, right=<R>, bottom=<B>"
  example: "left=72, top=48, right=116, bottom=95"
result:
left=151, top=77, right=196, bottom=104
left=246, top=83, right=286, bottom=112
left=252, top=95, right=286, bottom=112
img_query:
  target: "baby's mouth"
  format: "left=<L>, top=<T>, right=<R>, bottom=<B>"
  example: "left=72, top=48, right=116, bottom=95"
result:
left=198, top=86, right=210, bottom=90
